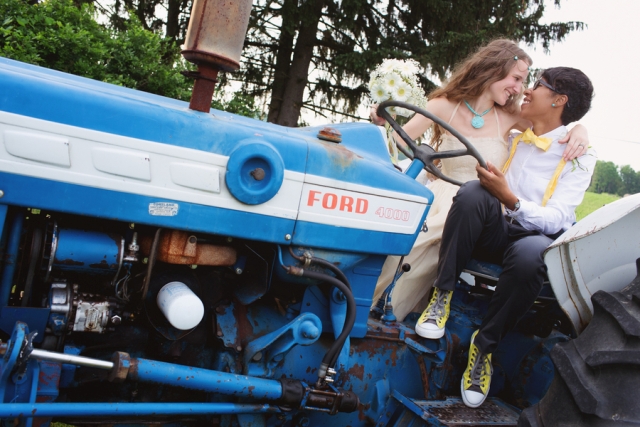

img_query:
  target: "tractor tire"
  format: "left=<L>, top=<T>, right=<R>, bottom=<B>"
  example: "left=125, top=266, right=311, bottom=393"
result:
left=519, top=263, right=640, bottom=427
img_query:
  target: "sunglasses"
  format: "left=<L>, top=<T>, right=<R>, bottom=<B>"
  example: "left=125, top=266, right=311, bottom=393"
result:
left=532, top=79, right=560, bottom=93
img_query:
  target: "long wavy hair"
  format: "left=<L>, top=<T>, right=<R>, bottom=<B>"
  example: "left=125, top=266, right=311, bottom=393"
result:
left=427, top=39, right=532, bottom=150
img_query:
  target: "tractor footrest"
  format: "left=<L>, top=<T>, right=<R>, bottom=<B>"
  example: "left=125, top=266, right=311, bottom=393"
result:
left=381, top=390, right=520, bottom=426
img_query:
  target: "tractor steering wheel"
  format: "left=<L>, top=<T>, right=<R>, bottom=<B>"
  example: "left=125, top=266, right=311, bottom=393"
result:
left=377, top=100, right=487, bottom=186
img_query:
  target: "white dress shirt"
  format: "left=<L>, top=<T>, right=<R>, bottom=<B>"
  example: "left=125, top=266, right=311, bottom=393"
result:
left=505, top=125, right=597, bottom=235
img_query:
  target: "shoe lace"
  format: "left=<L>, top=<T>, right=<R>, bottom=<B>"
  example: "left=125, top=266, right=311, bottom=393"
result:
left=428, top=290, right=449, bottom=318
left=468, top=348, right=493, bottom=388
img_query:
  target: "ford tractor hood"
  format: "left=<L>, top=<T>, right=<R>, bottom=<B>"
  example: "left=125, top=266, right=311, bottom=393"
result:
left=0, top=57, right=432, bottom=256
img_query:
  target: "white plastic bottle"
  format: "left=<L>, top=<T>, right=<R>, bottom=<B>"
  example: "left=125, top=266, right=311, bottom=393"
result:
left=156, top=281, right=205, bottom=330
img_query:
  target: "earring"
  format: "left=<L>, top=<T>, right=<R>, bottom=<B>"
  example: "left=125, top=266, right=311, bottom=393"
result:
left=552, top=103, right=556, bottom=107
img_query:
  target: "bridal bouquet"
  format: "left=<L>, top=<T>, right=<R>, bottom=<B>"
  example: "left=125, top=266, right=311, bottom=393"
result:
left=368, top=58, right=426, bottom=162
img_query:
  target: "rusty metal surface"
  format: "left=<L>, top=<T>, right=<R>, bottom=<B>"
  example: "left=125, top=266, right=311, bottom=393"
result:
left=317, top=127, right=342, bottom=143
left=418, top=398, right=519, bottom=426
left=187, top=64, right=219, bottom=112
left=108, top=351, right=131, bottom=382
left=140, top=230, right=236, bottom=266
left=365, top=317, right=420, bottom=342
left=182, top=0, right=253, bottom=71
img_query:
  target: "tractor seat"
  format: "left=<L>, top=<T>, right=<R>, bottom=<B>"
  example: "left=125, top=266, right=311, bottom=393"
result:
left=462, top=259, right=502, bottom=282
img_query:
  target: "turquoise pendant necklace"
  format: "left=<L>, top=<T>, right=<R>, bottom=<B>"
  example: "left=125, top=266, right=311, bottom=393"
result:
left=464, top=100, right=493, bottom=129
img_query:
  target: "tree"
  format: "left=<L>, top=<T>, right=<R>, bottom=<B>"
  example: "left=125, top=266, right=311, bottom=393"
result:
left=588, top=161, right=622, bottom=195
left=619, top=165, right=640, bottom=196
left=104, top=0, right=191, bottom=45
left=235, top=0, right=584, bottom=126
left=0, top=0, right=192, bottom=100
left=0, top=0, right=587, bottom=125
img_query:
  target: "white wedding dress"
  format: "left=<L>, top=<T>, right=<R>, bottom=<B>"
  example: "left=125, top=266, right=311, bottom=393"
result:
left=372, top=104, right=510, bottom=321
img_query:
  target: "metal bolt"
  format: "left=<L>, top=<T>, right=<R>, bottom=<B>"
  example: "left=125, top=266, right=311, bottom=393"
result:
left=226, top=237, right=233, bottom=242
left=110, top=315, right=122, bottom=325
left=190, top=265, right=198, bottom=269
left=216, top=330, right=223, bottom=337
left=250, top=168, right=266, bottom=181
left=285, top=234, right=292, bottom=241
left=235, top=268, right=243, bottom=275
left=188, top=235, right=197, bottom=244
left=236, top=345, right=242, bottom=352
left=252, top=352, right=263, bottom=361
left=300, top=321, right=319, bottom=340
left=0, top=190, right=4, bottom=198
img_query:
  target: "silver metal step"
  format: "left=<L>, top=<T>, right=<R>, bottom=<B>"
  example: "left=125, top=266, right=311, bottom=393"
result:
left=381, top=390, right=520, bottom=426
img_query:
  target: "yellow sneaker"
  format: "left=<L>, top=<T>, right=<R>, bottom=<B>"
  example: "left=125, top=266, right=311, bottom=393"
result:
left=414, top=288, right=453, bottom=339
left=461, top=330, right=493, bottom=408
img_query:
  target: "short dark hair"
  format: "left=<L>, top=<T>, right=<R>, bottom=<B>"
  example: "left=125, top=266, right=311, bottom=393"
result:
left=540, top=67, right=594, bottom=125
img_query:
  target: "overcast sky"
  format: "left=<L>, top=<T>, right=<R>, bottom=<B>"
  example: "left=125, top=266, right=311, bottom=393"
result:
left=523, top=0, right=640, bottom=170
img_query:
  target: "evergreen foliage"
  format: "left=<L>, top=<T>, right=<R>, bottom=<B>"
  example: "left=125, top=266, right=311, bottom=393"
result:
left=239, top=0, right=585, bottom=126
left=87, top=0, right=585, bottom=125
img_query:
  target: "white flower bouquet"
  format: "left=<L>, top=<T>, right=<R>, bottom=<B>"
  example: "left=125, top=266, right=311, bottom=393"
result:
left=368, top=58, right=426, bottom=163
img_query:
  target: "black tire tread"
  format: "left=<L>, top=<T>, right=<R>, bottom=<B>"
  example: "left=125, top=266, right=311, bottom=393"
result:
left=518, top=263, right=640, bottom=427
left=591, top=291, right=640, bottom=337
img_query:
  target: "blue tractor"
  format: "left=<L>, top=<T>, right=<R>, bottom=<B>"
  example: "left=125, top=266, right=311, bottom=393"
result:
left=1, top=1, right=639, bottom=426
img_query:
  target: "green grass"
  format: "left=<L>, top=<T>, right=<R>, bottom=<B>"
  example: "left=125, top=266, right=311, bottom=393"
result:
left=575, top=192, right=620, bottom=221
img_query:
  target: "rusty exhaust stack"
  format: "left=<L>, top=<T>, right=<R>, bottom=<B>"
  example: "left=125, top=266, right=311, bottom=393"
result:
left=182, top=0, right=253, bottom=112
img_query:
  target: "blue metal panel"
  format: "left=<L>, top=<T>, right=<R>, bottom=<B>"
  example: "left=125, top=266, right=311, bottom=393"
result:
left=299, top=122, right=392, bottom=169
left=0, top=57, right=308, bottom=172
left=0, top=57, right=436, bottom=196
left=292, top=220, right=425, bottom=256
left=274, top=329, right=427, bottom=427
left=53, top=228, right=121, bottom=274
left=304, top=136, right=434, bottom=198
left=0, top=172, right=296, bottom=244
left=293, top=254, right=386, bottom=339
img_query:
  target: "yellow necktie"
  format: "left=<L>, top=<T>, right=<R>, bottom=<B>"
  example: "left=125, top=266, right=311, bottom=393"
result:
left=502, top=128, right=566, bottom=207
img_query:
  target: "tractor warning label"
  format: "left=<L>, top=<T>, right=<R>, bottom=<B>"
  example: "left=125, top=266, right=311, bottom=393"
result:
left=148, top=202, right=179, bottom=216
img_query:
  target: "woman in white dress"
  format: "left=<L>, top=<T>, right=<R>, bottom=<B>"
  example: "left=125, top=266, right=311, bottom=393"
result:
left=371, top=39, right=589, bottom=321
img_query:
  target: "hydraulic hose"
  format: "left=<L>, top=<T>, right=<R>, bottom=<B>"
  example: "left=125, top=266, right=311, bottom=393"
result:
left=299, top=269, right=356, bottom=381
left=306, top=257, right=351, bottom=291
left=307, top=258, right=354, bottom=367
left=283, top=247, right=357, bottom=381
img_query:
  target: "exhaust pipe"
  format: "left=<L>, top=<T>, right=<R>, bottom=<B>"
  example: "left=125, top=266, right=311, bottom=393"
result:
left=181, top=0, right=253, bottom=112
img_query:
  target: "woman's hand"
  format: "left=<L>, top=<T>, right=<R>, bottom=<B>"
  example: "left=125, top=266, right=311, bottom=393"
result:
left=369, top=104, right=387, bottom=126
left=559, top=124, right=589, bottom=161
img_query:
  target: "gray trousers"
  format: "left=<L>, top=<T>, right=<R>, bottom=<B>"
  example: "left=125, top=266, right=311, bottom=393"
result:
left=433, top=181, right=554, bottom=354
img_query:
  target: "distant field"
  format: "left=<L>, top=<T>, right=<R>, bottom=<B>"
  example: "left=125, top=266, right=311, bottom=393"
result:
left=576, top=192, right=620, bottom=221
